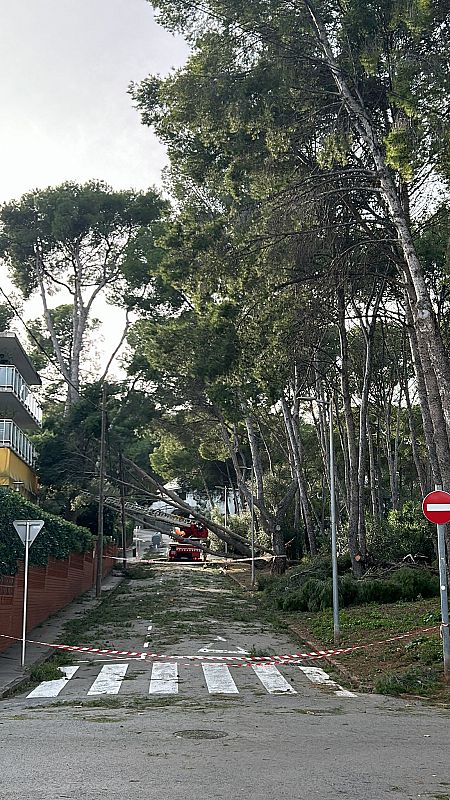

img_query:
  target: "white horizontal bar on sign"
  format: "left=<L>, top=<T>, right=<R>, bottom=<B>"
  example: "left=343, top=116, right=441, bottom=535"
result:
left=426, top=504, right=450, bottom=511
left=27, top=666, right=79, bottom=698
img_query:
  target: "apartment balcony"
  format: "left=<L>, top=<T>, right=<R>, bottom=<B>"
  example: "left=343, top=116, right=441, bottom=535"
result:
left=0, top=365, right=42, bottom=428
left=0, top=419, right=37, bottom=469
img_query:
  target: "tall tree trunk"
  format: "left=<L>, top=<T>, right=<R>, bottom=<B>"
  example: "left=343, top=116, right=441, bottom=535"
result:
left=405, top=291, right=450, bottom=490
left=355, top=287, right=383, bottom=558
left=335, top=401, right=350, bottom=516
left=403, top=359, right=427, bottom=497
left=337, top=286, right=362, bottom=576
left=392, top=387, right=402, bottom=511
left=405, top=297, right=442, bottom=487
left=367, top=411, right=381, bottom=523
left=305, top=0, right=450, bottom=427
left=281, top=397, right=317, bottom=555
left=384, top=389, right=399, bottom=511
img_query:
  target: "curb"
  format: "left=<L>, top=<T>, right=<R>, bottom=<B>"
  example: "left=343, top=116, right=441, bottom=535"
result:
left=0, top=574, right=125, bottom=700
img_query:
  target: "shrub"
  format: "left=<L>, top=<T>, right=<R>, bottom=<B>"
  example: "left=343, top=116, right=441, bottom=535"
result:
left=261, top=566, right=440, bottom=612
left=387, top=502, right=436, bottom=561
left=389, top=567, right=439, bottom=599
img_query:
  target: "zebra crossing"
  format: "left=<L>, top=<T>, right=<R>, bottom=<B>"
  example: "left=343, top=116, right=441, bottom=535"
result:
left=26, top=661, right=357, bottom=700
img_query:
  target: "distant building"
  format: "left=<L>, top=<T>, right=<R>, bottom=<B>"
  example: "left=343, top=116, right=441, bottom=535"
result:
left=0, top=332, right=42, bottom=498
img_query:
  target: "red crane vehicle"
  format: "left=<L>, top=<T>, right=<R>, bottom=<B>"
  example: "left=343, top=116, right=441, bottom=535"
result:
left=168, top=519, right=209, bottom=562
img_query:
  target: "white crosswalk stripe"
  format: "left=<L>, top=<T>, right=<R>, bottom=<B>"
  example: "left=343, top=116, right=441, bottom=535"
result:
left=149, top=661, right=179, bottom=694
left=202, top=663, right=239, bottom=694
left=298, top=665, right=357, bottom=697
left=251, top=663, right=297, bottom=694
left=87, top=663, right=129, bottom=695
left=27, top=666, right=80, bottom=698
left=25, top=660, right=357, bottom=699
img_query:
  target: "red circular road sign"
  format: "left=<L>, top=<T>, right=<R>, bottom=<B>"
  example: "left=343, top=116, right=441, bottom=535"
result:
left=422, top=490, right=450, bottom=524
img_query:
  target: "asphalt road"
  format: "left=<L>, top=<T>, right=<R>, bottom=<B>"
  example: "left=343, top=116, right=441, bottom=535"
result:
left=1, top=556, right=449, bottom=800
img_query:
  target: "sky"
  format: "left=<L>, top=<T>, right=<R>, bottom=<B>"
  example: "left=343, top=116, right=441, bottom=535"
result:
left=0, top=0, right=189, bottom=374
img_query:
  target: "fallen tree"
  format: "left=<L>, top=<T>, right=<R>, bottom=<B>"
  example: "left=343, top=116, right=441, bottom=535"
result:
left=123, top=458, right=273, bottom=558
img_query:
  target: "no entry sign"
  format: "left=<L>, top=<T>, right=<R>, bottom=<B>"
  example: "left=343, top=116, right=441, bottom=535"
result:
left=422, top=490, right=450, bottom=524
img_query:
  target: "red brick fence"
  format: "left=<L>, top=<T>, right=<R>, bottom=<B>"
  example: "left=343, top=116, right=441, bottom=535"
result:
left=0, top=544, right=117, bottom=654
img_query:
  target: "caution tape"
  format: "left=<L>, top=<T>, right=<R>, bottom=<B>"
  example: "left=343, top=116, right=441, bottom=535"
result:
left=103, top=555, right=263, bottom=565
left=1, top=622, right=447, bottom=667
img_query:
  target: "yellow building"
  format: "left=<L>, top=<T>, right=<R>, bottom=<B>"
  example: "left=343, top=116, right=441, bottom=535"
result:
left=0, top=333, right=42, bottom=498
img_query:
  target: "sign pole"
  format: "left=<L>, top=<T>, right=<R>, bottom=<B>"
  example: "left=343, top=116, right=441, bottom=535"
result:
left=21, top=521, right=30, bottom=667
left=437, top=523, right=450, bottom=677
left=13, top=519, right=44, bottom=668
left=422, top=488, right=450, bottom=679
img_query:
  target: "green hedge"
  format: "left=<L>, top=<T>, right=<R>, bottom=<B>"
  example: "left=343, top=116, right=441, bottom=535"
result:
left=0, top=488, right=95, bottom=576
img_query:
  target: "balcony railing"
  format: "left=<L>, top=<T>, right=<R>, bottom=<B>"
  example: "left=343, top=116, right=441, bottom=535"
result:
left=0, top=365, right=42, bottom=425
left=0, top=419, right=37, bottom=468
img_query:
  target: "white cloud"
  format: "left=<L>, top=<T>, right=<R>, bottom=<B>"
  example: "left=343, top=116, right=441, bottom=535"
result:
left=0, top=0, right=189, bottom=377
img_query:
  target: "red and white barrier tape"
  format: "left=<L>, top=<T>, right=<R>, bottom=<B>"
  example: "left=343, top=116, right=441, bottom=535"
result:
left=1, top=622, right=447, bottom=667
left=102, top=555, right=262, bottom=565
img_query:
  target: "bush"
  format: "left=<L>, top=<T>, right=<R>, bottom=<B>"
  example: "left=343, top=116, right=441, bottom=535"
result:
left=261, top=566, right=440, bottom=612
left=367, top=502, right=435, bottom=563
left=0, top=488, right=94, bottom=576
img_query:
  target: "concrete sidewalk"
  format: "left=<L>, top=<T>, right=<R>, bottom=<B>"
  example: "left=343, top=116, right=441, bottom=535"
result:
left=0, top=571, right=124, bottom=698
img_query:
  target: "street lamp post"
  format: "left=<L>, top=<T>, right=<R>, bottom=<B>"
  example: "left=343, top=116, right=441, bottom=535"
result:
left=299, top=395, right=340, bottom=644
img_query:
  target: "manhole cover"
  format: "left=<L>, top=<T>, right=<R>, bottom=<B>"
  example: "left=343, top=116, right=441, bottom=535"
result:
left=173, top=729, right=228, bottom=740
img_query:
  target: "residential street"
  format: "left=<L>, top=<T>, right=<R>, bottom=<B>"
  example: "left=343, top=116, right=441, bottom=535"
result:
left=1, top=562, right=449, bottom=800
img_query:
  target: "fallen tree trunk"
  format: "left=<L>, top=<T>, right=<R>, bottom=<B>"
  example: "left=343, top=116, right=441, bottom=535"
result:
left=123, top=457, right=273, bottom=557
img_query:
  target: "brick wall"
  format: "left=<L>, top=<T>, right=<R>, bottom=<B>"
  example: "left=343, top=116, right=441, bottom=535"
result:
left=0, top=544, right=117, bottom=654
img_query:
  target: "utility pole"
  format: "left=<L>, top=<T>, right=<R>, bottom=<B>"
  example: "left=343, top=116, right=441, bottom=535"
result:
left=95, top=383, right=107, bottom=598
left=119, top=450, right=127, bottom=571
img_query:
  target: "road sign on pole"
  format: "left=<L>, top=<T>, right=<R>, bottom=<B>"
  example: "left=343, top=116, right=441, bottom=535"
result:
left=422, top=491, right=450, bottom=678
left=13, top=519, right=44, bottom=667
left=422, top=490, right=450, bottom=524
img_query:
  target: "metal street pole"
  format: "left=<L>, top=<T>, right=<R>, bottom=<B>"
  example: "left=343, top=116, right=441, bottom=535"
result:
left=224, top=486, right=228, bottom=560
left=119, top=451, right=127, bottom=572
left=329, top=399, right=340, bottom=645
left=434, top=485, right=450, bottom=677
left=95, top=383, right=107, bottom=598
left=251, top=470, right=255, bottom=587
left=21, top=521, right=30, bottom=667
left=437, top=523, right=450, bottom=677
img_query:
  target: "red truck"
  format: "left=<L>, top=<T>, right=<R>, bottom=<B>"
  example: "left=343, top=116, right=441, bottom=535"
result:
left=168, top=520, right=209, bottom=562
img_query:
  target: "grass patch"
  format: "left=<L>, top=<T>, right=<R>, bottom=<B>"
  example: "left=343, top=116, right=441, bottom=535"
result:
left=374, top=666, right=441, bottom=697
left=29, top=651, right=74, bottom=684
